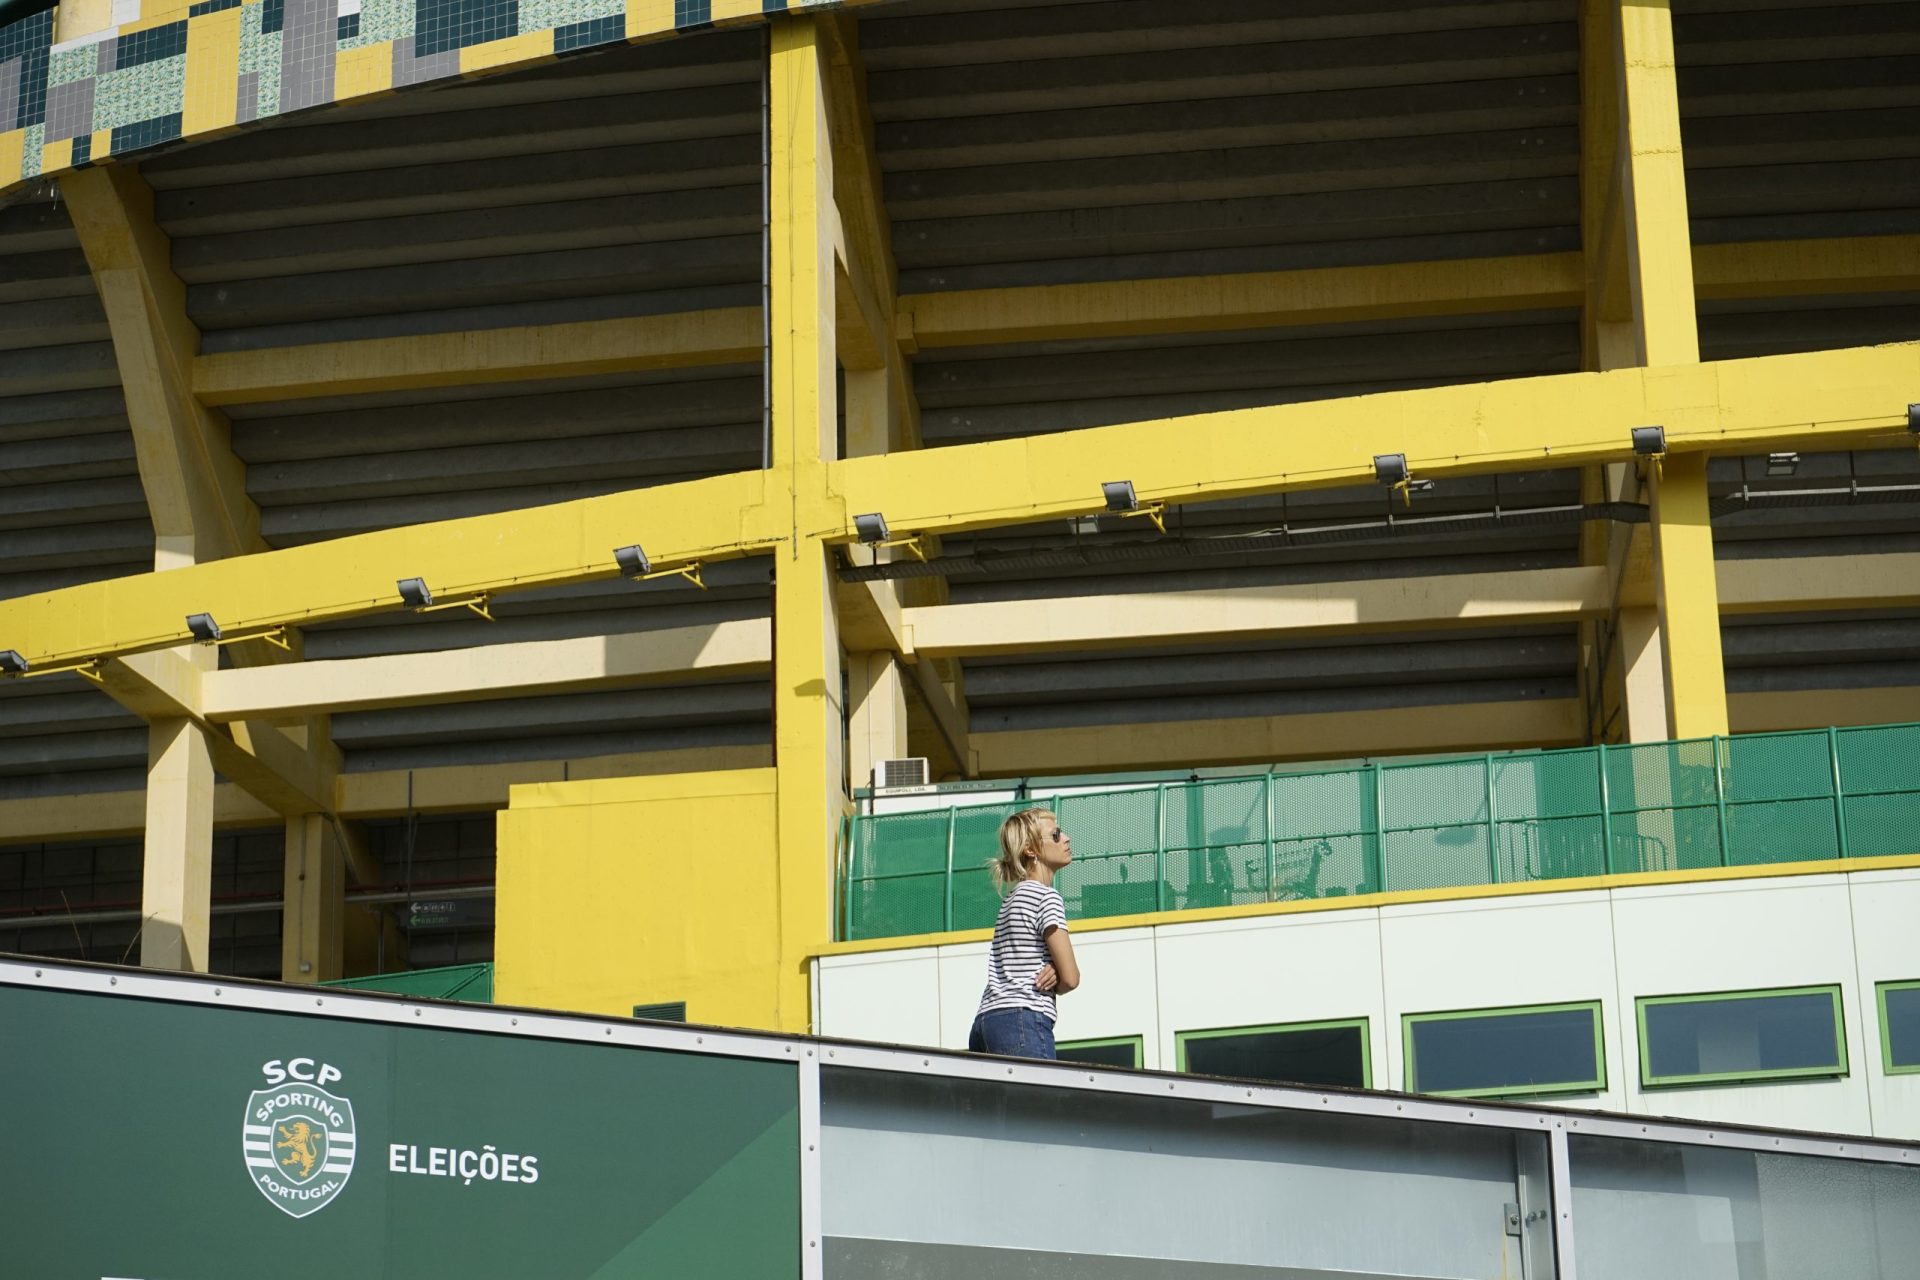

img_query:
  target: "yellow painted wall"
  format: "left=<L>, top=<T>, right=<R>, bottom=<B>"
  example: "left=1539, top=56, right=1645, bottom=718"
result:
left=494, top=769, right=786, bottom=1029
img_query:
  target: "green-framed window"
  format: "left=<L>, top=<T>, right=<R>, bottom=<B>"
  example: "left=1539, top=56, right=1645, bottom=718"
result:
left=1404, top=1001, right=1606, bottom=1099
left=1057, top=1036, right=1145, bottom=1070
left=1637, top=985, right=1847, bottom=1088
left=1876, top=981, right=1920, bottom=1075
left=1176, top=1018, right=1371, bottom=1089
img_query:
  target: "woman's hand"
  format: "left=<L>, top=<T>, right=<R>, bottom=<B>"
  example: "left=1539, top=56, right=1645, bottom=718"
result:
left=1033, top=964, right=1058, bottom=992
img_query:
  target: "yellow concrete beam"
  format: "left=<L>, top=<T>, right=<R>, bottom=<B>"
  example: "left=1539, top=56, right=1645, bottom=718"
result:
left=1695, top=236, right=1920, bottom=301
left=975, top=699, right=1586, bottom=777
left=903, top=654, right=974, bottom=779
left=0, top=784, right=275, bottom=844
left=61, top=165, right=260, bottom=563
left=1730, top=688, right=1920, bottom=733
left=824, top=342, right=1918, bottom=541
left=0, top=468, right=778, bottom=668
left=194, top=309, right=762, bottom=406
left=905, top=566, right=1611, bottom=659
left=1719, top=552, right=1920, bottom=614
left=201, top=621, right=771, bottom=722
left=905, top=253, right=1586, bottom=350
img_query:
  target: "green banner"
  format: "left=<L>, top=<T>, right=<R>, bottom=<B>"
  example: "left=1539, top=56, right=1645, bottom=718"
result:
left=0, top=985, right=799, bottom=1279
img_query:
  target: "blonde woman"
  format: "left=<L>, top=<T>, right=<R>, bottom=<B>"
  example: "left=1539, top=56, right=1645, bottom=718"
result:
left=967, top=807, right=1081, bottom=1060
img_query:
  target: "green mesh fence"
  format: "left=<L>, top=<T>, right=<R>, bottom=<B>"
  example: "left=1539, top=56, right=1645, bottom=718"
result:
left=840, top=723, right=1920, bottom=941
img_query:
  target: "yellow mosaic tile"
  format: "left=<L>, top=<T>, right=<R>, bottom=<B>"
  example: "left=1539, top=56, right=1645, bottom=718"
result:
left=335, top=40, right=395, bottom=101
left=41, top=137, right=73, bottom=174
left=626, top=0, right=674, bottom=40
left=88, top=127, right=111, bottom=158
left=0, top=131, right=23, bottom=186
left=182, top=6, right=243, bottom=136
left=458, top=27, right=555, bottom=75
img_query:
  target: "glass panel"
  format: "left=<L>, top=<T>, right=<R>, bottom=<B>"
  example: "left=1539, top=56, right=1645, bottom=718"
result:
left=1641, top=991, right=1842, bottom=1084
left=1181, top=1022, right=1368, bottom=1089
left=1882, top=985, right=1920, bottom=1071
left=1409, top=1005, right=1601, bottom=1096
left=822, top=1068, right=1550, bottom=1280
left=1569, top=1133, right=1920, bottom=1280
left=1056, top=1039, right=1139, bottom=1070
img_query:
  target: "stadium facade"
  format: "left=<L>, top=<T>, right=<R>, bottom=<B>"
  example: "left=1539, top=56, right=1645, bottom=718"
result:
left=2, top=0, right=1920, bottom=1145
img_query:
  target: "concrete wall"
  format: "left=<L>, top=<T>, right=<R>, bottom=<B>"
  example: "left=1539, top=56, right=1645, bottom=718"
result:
left=816, top=865, right=1920, bottom=1139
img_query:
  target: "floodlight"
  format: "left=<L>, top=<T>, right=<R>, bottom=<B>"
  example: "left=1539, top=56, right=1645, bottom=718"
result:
left=397, top=578, right=433, bottom=609
left=1631, top=426, right=1666, bottom=457
left=614, top=545, right=652, bottom=577
left=186, top=613, right=223, bottom=643
left=1908, top=403, right=1919, bottom=435
left=1102, top=480, right=1138, bottom=513
left=0, top=649, right=27, bottom=675
left=1765, top=452, right=1800, bottom=478
left=853, top=513, right=890, bottom=544
left=1373, top=454, right=1410, bottom=487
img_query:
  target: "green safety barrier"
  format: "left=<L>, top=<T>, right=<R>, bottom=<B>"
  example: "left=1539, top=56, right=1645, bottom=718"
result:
left=323, top=962, right=493, bottom=1003
left=839, top=723, right=1920, bottom=941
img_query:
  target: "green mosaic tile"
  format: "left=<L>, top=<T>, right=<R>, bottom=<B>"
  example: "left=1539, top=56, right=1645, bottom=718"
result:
left=21, top=123, right=45, bottom=179
left=339, top=0, right=412, bottom=48
left=93, top=54, right=186, bottom=131
left=520, top=0, right=622, bottom=35
left=48, top=43, right=100, bottom=87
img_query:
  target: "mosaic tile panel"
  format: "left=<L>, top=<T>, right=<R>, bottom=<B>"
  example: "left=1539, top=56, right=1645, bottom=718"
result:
left=0, top=0, right=871, bottom=194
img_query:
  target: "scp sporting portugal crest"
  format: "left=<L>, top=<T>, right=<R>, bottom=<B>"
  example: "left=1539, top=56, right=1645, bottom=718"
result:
left=243, top=1061, right=357, bottom=1219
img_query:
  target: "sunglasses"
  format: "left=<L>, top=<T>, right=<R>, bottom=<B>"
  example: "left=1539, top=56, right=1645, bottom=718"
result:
left=1046, top=828, right=1068, bottom=844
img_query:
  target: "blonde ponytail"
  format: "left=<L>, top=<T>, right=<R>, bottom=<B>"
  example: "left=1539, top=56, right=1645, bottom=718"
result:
left=991, top=808, right=1056, bottom=893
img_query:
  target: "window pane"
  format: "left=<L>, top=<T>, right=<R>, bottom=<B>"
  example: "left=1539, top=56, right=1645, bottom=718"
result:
left=1410, top=1006, right=1599, bottom=1094
left=1642, top=991, right=1841, bottom=1082
left=1183, top=1023, right=1368, bottom=1088
left=1570, top=1133, right=1920, bottom=1280
left=1057, top=1040, right=1138, bottom=1069
left=1884, top=985, right=1920, bottom=1069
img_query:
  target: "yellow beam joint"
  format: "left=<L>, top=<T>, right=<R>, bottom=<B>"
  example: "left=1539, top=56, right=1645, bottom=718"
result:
left=905, top=566, right=1610, bottom=659
left=905, top=253, right=1586, bottom=350
left=975, top=699, right=1585, bottom=777
left=201, top=620, right=772, bottom=723
left=823, top=343, right=1919, bottom=541
left=0, top=468, right=777, bottom=668
left=194, top=309, right=762, bottom=406
left=1650, top=452, right=1727, bottom=737
left=1616, top=0, right=1699, bottom=366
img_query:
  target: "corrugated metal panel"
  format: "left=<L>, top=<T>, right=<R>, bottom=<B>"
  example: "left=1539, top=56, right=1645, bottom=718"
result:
left=864, top=0, right=1582, bottom=292
left=1678, top=0, right=1920, bottom=244
left=142, top=29, right=765, bottom=351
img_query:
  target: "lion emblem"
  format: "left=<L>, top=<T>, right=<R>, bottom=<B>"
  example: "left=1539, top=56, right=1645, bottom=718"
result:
left=276, top=1121, right=321, bottom=1179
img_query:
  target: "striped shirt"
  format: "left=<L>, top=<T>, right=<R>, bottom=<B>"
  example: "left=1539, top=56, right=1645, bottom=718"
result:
left=976, top=879, right=1069, bottom=1023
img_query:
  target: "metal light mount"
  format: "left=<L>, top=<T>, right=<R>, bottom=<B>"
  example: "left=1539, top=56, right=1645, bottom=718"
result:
left=1100, top=480, right=1167, bottom=534
left=398, top=578, right=494, bottom=621
left=1765, top=452, right=1800, bottom=478
left=1908, top=403, right=1919, bottom=454
left=1630, top=425, right=1667, bottom=479
left=851, top=513, right=927, bottom=561
left=613, top=545, right=706, bottom=589
left=186, top=612, right=294, bottom=651
left=1372, top=454, right=1434, bottom=508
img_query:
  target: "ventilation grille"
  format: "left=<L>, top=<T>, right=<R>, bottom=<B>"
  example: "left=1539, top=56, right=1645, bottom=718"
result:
left=874, top=758, right=931, bottom=791
left=631, top=1001, right=687, bottom=1023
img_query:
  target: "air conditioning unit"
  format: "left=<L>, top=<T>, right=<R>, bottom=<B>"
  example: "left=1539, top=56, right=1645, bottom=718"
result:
left=873, top=757, right=932, bottom=793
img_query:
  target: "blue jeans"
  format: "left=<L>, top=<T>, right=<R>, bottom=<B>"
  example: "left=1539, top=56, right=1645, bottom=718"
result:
left=969, top=1007, right=1056, bottom=1060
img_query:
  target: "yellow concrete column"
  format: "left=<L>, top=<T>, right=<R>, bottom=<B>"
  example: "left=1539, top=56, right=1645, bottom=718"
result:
left=1616, top=0, right=1700, bottom=367
left=1617, top=605, right=1671, bottom=742
left=282, top=814, right=347, bottom=983
left=1651, top=453, right=1728, bottom=737
left=848, top=651, right=909, bottom=791
left=769, top=16, right=848, bottom=1033
left=140, top=692, right=215, bottom=970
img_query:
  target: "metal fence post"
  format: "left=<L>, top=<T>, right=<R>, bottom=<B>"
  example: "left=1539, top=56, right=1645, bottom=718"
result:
left=841, top=814, right=857, bottom=941
left=1828, top=725, right=1850, bottom=861
left=1712, top=736, right=1732, bottom=866
left=1370, top=762, right=1386, bottom=894
left=1264, top=771, right=1277, bottom=903
left=1484, top=753, right=1501, bottom=883
left=1596, top=743, right=1614, bottom=875
left=942, top=807, right=957, bottom=932
left=1155, top=783, right=1168, bottom=912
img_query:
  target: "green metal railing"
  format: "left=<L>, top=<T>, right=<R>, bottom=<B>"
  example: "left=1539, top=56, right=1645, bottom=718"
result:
left=838, top=722, right=1920, bottom=942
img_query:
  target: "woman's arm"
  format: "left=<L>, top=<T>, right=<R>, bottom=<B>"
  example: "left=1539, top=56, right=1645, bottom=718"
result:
left=1037, top=926, right=1079, bottom=994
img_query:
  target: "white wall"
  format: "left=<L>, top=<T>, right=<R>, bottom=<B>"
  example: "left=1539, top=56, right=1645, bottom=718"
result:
left=816, top=867, right=1920, bottom=1140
